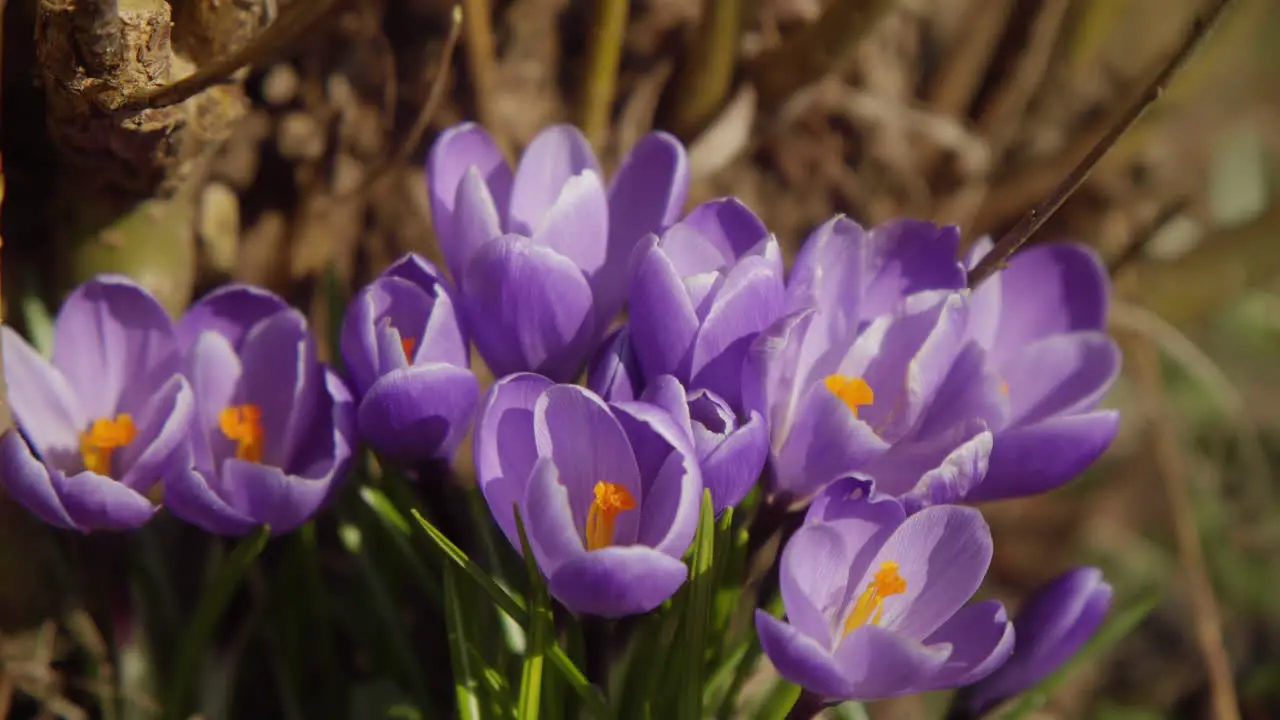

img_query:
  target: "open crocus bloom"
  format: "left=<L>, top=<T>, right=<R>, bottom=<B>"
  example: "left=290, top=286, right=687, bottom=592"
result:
left=963, top=240, right=1121, bottom=501
left=0, top=277, right=194, bottom=531
left=427, top=123, right=689, bottom=381
left=474, top=374, right=701, bottom=617
left=756, top=477, right=1013, bottom=701
left=969, top=566, right=1112, bottom=714
left=164, top=286, right=355, bottom=536
left=628, top=198, right=784, bottom=411
left=340, top=253, right=478, bottom=464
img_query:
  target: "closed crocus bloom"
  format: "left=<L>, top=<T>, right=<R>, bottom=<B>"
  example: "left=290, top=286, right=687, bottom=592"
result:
left=756, top=477, right=1013, bottom=701
left=969, top=567, right=1112, bottom=714
left=629, top=198, right=784, bottom=411
left=427, top=123, right=689, bottom=381
left=746, top=217, right=971, bottom=503
left=474, top=374, right=701, bottom=617
left=684, top=388, right=767, bottom=513
left=586, top=325, right=642, bottom=403
left=340, top=253, right=478, bottom=464
left=0, top=277, right=195, bottom=531
left=963, top=240, right=1120, bottom=502
left=164, top=286, right=355, bottom=536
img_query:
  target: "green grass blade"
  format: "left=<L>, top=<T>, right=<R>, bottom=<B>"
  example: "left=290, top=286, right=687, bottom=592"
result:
left=444, top=563, right=485, bottom=720
left=514, top=506, right=548, bottom=720
left=162, top=525, right=270, bottom=720
left=680, top=490, right=717, bottom=719
left=996, top=590, right=1162, bottom=720
left=360, top=486, right=443, bottom=604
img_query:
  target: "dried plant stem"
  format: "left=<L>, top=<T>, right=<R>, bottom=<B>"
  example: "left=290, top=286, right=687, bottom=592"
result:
left=71, top=0, right=122, bottom=76
left=580, top=0, right=630, bottom=152
left=663, top=0, right=741, bottom=140
left=1127, top=337, right=1241, bottom=720
left=966, top=0, right=1240, bottom=289
left=462, top=0, right=506, bottom=155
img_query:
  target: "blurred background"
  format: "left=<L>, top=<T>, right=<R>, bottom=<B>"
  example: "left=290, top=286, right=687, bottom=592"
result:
left=2, top=0, right=1280, bottom=717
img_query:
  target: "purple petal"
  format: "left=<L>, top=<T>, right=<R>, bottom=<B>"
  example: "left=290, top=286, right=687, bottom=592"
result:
left=610, top=399, right=701, bottom=557
left=804, top=476, right=904, bottom=594
left=186, top=332, right=243, bottom=473
left=522, top=456, right=585, bottom=572
left=356, top=363, right=480, bottom=463
left=1001, top=332, right=1120, bottom=427
left=744, top=308, right=816, bottom=437
left=913, top=343, right=1009, bottom=440
left=0, top=430, right=77, bottom=529
left=917, top=600, right=1015, bottom=691
left=867, top=423, right=992, bottom=512
left=773, top=383, right=891, bottom=500
left=509, top=125, right=602, bottom=235
left=603, top=134, right=690, bottom=321
left=383, top=252, right=447, bottom=293
left=236, top=309, right=323, bottom=470
left=53, top=276, right=180, bottom=421
left=861, top=220, right=965, bottom=320
left=786, top=217, right=867, bottom=342
left=662, top=199, right=770, bottom=276
left=628, top=236, right=699, bottom=382
left=416, top=281, right=469, bottom=367
left=967, top=410, right=1120, bottom=502
left=756, top=610, right=856, bottom=700
left=427, top=123, right=513, bottom=269
left=638, top=374, right=692, bottom=434
left=531, top=170, right=609, bottom=280
left=53, top=470, right=157, bottom=531
left=447, top=167, right=506, bottom=282
left=1, top=325, right=83, bottom=463
left=163, top=468, right=260, bottom=536
left=587, top=326, right=643, bottom=403
left=115, top=375, right=196, bottom=492
left=780, top=524, right=855, bottom=650
left=987, top=243, right=1109, bottom=364
left=176, top=284, right=289, bottom=351
left=969, top=568, right=1111, bottom=712
left=462, top=234, right=597, bottom=381
left=547, top=545, right=688, bottom=617
left=966, top=237, right=1001, bottom=349
left=534, top=385, right=642, bottom=545
left=697, top=407, right=767, bottom=512
left=855, top=505, right=992, bottom=640
left=475, top=373, right=553, bottom=547
left=217, top=459, right=333, bottom=534
left=832, top=625, right=951, bottom=700
left=690, top=255, right=786, bottom=410
left=341, top=277, right=431, bottom=397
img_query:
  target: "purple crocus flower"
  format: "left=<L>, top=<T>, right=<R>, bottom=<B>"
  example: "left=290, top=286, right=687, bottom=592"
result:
left=0, top=277, right=195, bottom=531
left=586, top=325, right=643, bottom=403
left=427, top=123, right=689, bottom=381
left=969, top=567, right=1112, bottom=713
left=164, top=286, right=355, bottom=535
left=474, top=373, right=701, bottom=617
left=340, top=253, right=478, bottom=465
left=628, top=198, right=784, bottom=411
left=961, top=241, right=1121, bottom=502
left=756, top=476, right=1014, bottom=701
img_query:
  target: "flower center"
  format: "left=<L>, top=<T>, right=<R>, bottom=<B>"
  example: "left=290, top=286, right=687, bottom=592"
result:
left=585, top=481, right=637, bottom=551
left=401, top=336, right=417, bottom=362
left=79, top=414, right=137, bottom=476
left=842, top=561, right=907, bottom=637
left=825, top=374, right=874, bottom=417
left=220, top=404, right=264, bottom=463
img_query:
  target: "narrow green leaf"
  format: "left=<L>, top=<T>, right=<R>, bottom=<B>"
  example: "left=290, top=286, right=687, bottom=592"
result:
left=995, top=590, right=1162, bottom=720
left=162, top=525, right=270, bottom=720
left=831, top=700, right=870, bottom=720
left=408, top=506, right=613, bottom=718
left=360, top=486, right=443, bottom=604
left=754, top=678, right=802, bottom=720
left=680, top=490, right=717, bottom=719
left=514, top=506, right=547, bottom=720
left=20, top=290, right=55, bottom=357
left=445, top=563, right=485, bottom=720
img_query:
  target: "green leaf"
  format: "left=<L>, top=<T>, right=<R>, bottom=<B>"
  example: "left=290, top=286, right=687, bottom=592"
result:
left=445, top=563, right=485, bottom=720
left=680, top=490, right=718, bottom=718
left=995, top=590, right=1162, bottom=720
left=514, top=506, right=548, bottom=720
left=754, top=678, right=802, bottom=720
left=20, top=290, right=54, bottom=357
left=407, top=505, right=613, bottom=718
left=162, top=525, right=270, bottom=720
left=360, top=485, right=443, bottom=604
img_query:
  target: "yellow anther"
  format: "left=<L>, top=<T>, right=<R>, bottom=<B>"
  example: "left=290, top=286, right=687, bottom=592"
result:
left=825, top=375, right=874, bottom=417
left=219, top=404, right=264, bottom=463
left=585, top=481, right=637, bottom=551
left=842, top=561, right=907, bottom=637
left=79, top=414, right=137, bottom=476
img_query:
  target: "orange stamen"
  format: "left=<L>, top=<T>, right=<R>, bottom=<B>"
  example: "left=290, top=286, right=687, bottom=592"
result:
left=842, top=561, right=907, bottom=637
left=1000, top=380, right=1010, bottom=395
left=825, top=375, right=874, bottom=417
left=585, top=481, right=637, bottom=551
left=219, top=404, right=264, bottom=463
left=79, top=414, right=137, bottom=476
left=401, top=336, right=418, bottom=362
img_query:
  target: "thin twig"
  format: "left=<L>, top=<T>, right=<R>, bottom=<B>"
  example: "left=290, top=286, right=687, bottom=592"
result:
left=580, top=0, right=630, bottom=151
left=966, top=0, right=1240, bottom=289
left=462, top=0, right=506, bottom=156
left=1127, top=336, right=1241, bottom=720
